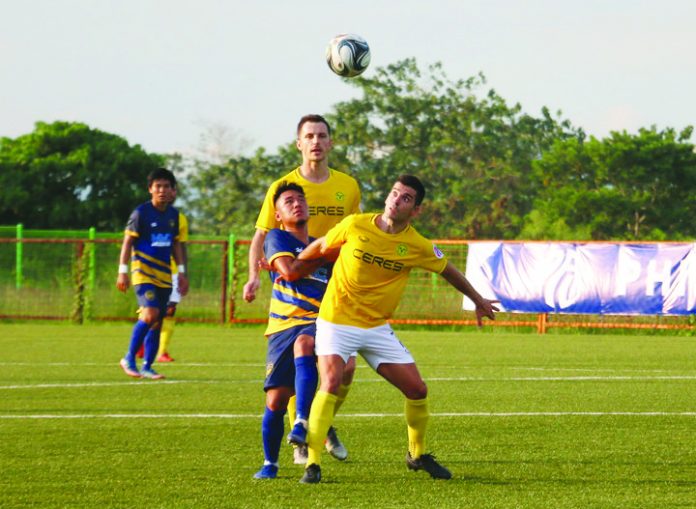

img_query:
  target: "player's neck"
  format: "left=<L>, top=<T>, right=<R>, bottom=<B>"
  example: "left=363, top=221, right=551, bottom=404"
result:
left=376, top=214, right=409, bottom=235
left=285, top=224, right=309, bottom=244
left=299, top=161, right=330, bottom=183
left=151, top=199, right=169, bottom=212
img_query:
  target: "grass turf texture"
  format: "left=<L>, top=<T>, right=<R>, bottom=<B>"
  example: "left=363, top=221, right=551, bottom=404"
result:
left=1, top=323, right=696, bottom=508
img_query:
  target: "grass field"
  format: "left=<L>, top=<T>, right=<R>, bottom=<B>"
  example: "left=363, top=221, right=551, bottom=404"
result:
left=1, top=323, right=696, bottom=508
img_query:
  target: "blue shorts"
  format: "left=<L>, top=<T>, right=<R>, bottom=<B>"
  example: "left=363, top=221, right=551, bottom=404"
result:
left=134, top=284, right=171, bottom=317
left=264, top=323, right=316, bottom=391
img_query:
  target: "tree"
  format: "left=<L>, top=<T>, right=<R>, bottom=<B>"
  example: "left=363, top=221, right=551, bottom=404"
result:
left=522, top=127, right=696, bottom=240
left=0, top=121, right=163, bottom=230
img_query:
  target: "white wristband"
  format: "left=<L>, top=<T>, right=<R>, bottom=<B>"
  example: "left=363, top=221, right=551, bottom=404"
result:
left=118, top=264, right=129, bottom=274
left=177, top=265, right=186, bottom=274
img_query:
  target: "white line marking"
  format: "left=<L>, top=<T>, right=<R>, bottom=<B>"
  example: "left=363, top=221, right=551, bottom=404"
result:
left=1, top=412, right=696, bottom=420
left=3, top=375, right=696, bottom=391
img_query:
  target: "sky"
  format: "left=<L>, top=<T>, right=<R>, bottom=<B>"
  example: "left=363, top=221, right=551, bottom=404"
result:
left=2, top=0, right=695, bottom=157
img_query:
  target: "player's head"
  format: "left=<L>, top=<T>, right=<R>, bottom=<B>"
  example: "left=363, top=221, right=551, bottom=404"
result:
left=273, top=181, right=309, bottom=227
left=296, top=114, right=333, bottom=164
left=147, top=168, right=176, bottom=207
left=384, top=175, right=425, bottom=223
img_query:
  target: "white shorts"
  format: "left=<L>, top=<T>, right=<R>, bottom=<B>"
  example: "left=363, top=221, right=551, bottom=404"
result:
left=169, top=274, right=181, bottom=304
left=315, top=318, right=414, bottom=370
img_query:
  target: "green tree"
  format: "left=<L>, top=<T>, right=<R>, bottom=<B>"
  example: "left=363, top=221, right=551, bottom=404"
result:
left=0, top=121, right=163, bottom=230
left=522, top=127, right=696, bottom=240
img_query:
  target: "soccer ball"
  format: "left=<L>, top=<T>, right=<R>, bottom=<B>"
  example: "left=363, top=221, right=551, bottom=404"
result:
left=326, top=34, right=371, bottom=77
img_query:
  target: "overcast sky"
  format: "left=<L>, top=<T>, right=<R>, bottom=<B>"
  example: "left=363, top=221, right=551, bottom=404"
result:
left=2, top=0, right=694, bottom=157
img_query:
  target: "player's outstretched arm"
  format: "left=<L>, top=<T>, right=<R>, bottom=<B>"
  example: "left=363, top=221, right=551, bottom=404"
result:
left=439, top=261, right=499, bottom=326
left=243, top=228, right=267, bottom=302
left=116, top=234, right=135, bottom=292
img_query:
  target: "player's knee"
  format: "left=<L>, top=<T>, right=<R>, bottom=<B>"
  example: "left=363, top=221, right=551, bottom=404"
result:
left=405, top=382, right=428, bottom=400
left=294, top=334, right=315, bottom=357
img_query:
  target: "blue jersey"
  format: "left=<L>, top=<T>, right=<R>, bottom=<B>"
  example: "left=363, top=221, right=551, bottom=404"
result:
left=125, top=201, right=181, bottom=288
left=263, top=229, right=330, bottom=336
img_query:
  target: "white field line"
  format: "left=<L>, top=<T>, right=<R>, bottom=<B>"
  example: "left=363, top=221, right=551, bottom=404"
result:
left=2, top=412, right=696, bottom=420
left=3, top=374, right=696, bottom=391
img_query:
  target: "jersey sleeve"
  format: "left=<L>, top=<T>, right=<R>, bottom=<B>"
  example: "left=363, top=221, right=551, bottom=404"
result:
left=178, top=213, right=189, bottom=242
left=255, top=182, right=280, bottom=232
left=264, top=229, right=295, bottom=265
left=417, top=241, right=449, bottom=273
left=348, top=177, right=361, bottom=214
left=125, top=208, right=141, bottom=237
left=324, top=214, right=353, bottom=250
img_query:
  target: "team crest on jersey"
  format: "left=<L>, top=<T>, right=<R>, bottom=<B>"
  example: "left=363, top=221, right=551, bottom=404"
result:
left=266, top=363, right=274, bottom=377
left=335, top=191, right=345, bottom=202
left=145, top=290, right=156, bottom=302
left=433, top=245, right=444, bottom=259
left=396, top=244, right=408, bottom=256
left=169, top=219, right=176, bottom=228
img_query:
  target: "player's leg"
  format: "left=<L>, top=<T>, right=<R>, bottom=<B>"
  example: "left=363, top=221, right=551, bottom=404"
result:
left=324, top=353, right=355, bottom=461
left=287, top=331, right=317, bottom=447
left=301, top=354, right=344, bottom=483
left=120, top=284, right=160, bottom=378
left=157, top=303, right=177, bottom=362
left=255, top=329, right=297, bottom=479
left=364, top=324, right=451, bottom=480
left=140, top=287, right=170, bottom=379
left=158, top=275, right=181, bottom=362
left=255, top=386, right=292, bottom=479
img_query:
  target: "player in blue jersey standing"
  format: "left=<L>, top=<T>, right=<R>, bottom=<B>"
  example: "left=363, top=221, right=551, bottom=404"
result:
left=253, top=181, right=338, bottom=479
left=116, top=168, right=189, bottom=380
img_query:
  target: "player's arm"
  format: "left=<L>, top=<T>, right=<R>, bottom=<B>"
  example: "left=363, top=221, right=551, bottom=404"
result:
left=439, top=261, right=499, bottom=326
left=172, top=239, right=189, bottom=296
left=271, top=246, right=338, bottom=282
left=243, top=228, right=267, bottom=303
left=116, top=233, right=135, bottom=292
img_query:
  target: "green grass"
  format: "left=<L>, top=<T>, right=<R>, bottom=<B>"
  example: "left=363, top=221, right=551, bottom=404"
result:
left=1, top=323, right=696, bottom=508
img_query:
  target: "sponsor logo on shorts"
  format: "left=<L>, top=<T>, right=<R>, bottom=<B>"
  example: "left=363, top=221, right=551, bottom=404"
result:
left=433, top=244, right=444, bottom=259
left=352, top=249, right=404, bottom=272
left=145, top=290, right=156, bottom=302
left=266, top=363, right=273, bottom=377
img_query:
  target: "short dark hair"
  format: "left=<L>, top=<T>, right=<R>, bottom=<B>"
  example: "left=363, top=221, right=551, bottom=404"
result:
left=297, top=114, right=332, bottom=137
left=273, top=181, right=305, bottom=206
left=396, top=174, right=425, bottom=206
left=147, top=168, right=177, bottom=189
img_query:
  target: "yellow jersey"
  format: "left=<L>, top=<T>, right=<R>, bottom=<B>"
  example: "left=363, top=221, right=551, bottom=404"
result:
left=170, top=212, right=188, bottom=275
left=255, top=167, right=361, bottom=238
left=320, top=213, right=448, bottom=328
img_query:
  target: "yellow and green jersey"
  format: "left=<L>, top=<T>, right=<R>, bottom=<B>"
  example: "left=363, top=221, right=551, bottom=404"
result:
left=320, top=213, right=448, bottom=328
left=170, top=212, right=188, bottom=275
left=255, top=167, right=361, bottom=238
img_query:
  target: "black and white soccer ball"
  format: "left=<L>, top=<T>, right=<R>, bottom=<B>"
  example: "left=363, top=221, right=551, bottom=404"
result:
left=326, top=34, right=371, bottom=78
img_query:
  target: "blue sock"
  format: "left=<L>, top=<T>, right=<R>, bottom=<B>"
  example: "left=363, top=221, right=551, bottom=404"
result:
left=261, top=407, right=286, bottom=464
left=142, top=328, right=161, bottom=369
left=294, top=355, right=318, bottom=421
left=126, top=320, right=150, bottom=361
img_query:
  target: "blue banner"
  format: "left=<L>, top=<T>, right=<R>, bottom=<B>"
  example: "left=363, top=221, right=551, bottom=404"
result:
left=464, top=242, right=696, bottom=315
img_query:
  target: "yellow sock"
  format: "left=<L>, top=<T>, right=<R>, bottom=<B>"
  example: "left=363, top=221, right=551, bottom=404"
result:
left=157, top=317, right=175, bottom=357
left=287, top=395, right=297, bottom=427
left=306, top=391, right=338, bottom=466
left=405, top=397, right=429, bottom=458
left=333, top=383, right=350, bottom=415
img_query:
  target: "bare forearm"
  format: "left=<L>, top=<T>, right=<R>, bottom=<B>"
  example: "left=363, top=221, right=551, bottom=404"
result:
left=440, top=262, right=484, bottom=305
left=247, top=229, right=266, bottom=279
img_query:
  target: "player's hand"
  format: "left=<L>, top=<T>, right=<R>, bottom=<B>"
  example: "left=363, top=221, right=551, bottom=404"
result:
left=116, top=274, right=130, bottom=292
left=178, top=274, right=189, bottom=296
left=243, top=278, right=260, bottom=303
left=257, top=258, right=272, bottom=271
left=475, top=299, right=500, bottom=327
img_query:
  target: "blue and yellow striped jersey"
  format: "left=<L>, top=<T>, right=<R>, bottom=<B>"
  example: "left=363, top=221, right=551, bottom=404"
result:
left=263, top=229, right=330, bottom=336
left=125, top=202, right=181, bottom=288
